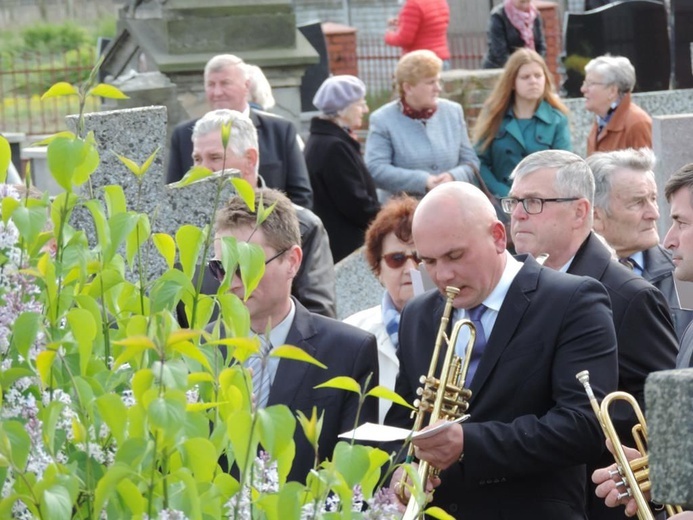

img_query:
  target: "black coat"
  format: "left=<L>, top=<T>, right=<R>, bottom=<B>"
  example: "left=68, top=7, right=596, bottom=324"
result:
left=386, top=255, right=618, bottom=519
left=567, top=234, right=678, bottom=520
left=482, top=3, right=546, bottom=69
left=304, top=118, right=380, bottom=263
left=166, top=110, right=314, bottom=209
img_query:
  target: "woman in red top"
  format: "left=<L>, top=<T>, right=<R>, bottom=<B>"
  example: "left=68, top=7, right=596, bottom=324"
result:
left=384, top=0, right=450, bottom=66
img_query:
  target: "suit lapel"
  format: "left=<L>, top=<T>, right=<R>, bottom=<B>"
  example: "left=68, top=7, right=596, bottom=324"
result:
left=266, top=301, right=317, bottom=407
left=468, top=256, right=539, bottom=400
left=566, top=233, right=610, bottom=279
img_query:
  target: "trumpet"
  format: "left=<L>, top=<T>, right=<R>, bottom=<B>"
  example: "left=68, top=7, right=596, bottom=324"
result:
left=575, top=370, right=683, bottom=519
left=398, top=286, right=476, bottom=520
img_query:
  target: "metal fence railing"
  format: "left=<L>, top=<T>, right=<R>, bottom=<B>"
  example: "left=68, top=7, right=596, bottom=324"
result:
left=0, top=48, right=98, bottom=136
left=357, top=32, right=488, bottom=96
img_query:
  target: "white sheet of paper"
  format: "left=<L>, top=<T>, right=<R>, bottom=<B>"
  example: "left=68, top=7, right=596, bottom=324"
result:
left=338, top=415, right=469, bottom=442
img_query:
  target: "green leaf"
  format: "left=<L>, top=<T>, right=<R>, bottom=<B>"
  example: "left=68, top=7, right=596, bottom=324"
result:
left=67, top=308, right=96, bottom=376
left=115, top=153, right=141, bottom=177
left=9, top=311, right=41, bottom=361
left=0, top=135, right=10, bottom=184
left=41, top=82, right=78, bottom=99
left=221, top=121, right=232, bottom=149
left=333, top=442, right=371, bottom=488
left=103, top=185, right=127, bottom=217
left=140, top=146, right=160, bottom=176
left=226, top=409, right=256, bottom=475
left=236, top=241, right=265, bottom=300
left=88, top=83, right=129, bottom=99
left=93, top=463, right=133, bottom=515
left=115, top=479, right=145, bottom=516
left=0, top=421, right=31, bottom=470
left=170, top=341, right=212, bottom=372
left=112, top=336, right=156, bottom=368
left=176, top=225, right=205, bottom=278
left=12, top=204, right=48, bottom=246
left=152, top=232, right=176, bottom=269
left=84, top=199, right=111, bottom=258
left=366, top=385, right=416, bottom=410
left=36, top=349, right=57, bottom=386
left=230, top=178, right=255, bottom=212
left=149, top=268, right=194, bottom=314
left=107, top=212, right=139, bottom=262
left=181, top=438, right=218, bottom=483
left=39, top=485, right=72, bottom=520
left=314, top=376, right=362, bottom=394
left=46, top=136, right=83, bottom=191
left=148, top=392, right=186, bottom=435
left=425, top=506, right=457, bottom=520
left=169, top=165, right=214, bottom=187
left=72, top=134, right=99, bottom=186
left=257, top=200, right=277, bottom=226
left=271, top=345, right=327, bottom=369
left=95, top=393, right=128, bottom=445
left=125, top=213, right=150, bottom=268
left=258, top=406, right=296, bottom=483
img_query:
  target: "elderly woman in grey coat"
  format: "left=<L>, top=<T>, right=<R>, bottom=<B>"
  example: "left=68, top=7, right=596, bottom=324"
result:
left=365, top=50, right=479, bottom=201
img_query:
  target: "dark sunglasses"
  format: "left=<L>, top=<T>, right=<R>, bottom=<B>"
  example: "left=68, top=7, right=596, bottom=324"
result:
left=381, top=251, right=421, bottom=269
left=208, top=248, right=288, bottom=282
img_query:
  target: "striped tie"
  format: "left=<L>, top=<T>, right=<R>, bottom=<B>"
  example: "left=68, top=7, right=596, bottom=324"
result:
left=247, top=337, right=272, bottom=409
left=465, top=304, right=488, bottom=385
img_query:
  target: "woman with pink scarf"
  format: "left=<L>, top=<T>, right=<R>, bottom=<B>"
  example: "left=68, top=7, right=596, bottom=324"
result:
left=482, top=0, right=546, bottom=69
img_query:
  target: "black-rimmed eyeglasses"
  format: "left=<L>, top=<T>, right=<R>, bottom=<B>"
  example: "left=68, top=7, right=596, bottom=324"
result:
left=500, top=197, right=579, bottom=215
left=208, top=248, right=288, bottom=282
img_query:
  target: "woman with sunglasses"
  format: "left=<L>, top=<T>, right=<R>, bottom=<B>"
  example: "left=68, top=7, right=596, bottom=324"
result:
left=343, top=195, right=419, bottom=423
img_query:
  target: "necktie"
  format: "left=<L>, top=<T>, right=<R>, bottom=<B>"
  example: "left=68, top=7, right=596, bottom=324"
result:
left=465, top=304, right=488, bottom=385
left=619, top=257, right=634, bottom=270
left=247, top=337, right=273, bottom=409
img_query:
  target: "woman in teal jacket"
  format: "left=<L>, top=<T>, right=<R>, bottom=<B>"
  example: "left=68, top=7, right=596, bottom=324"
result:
left=473, top=48, right=572, bottom=197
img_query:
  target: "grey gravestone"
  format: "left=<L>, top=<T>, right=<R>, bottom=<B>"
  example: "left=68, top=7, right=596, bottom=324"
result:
left=67, top=106, right=236, bottom=282
left=335, top=248, right=382, bottom=320
left=645, top=369, right=693, bottom=508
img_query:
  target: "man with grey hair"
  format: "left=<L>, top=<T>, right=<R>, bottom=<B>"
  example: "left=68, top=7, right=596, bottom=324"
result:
left=166, top=54, right=313, bottom=209
left=590, top=147, right=693, bottom=339
left=505, top=149, right=677, bottom=520
left=176, top=109, right=336, bottom=320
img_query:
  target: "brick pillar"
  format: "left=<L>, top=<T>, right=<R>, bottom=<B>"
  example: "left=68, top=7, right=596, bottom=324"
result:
left=536, top=1, right=561, bottom=88
left=321, top=22, right=358, bottom=77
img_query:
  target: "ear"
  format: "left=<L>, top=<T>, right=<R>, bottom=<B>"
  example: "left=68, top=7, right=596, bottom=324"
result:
left=593, top=206, right=606, bottom=234
left=574, top=199, right=592, bottom=228
left=491, top=220, right=507, bottom=253
left=286, top=244, right=303, bottom=279
left=402, top=82, right=413, bottom=97
left=245, top=148, right=259, bottom=171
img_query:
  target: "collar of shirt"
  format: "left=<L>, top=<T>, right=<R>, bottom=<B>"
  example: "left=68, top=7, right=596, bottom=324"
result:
left=454, top=251, right=522, bottom=336
left=558, top=255, right=576, bottom=273
left=254, top=299, right=296, bottom=384
left=629, top=251, right=645, bottom=275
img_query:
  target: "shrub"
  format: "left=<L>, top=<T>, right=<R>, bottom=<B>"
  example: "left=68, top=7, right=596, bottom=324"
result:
left=21, top=22, right=89, bottom=53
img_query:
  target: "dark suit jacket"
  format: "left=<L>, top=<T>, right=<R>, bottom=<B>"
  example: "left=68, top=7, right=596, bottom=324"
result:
left=481, top=4, right=546, bottom=69
left=567, top=234, right=678, bottom=520
left=304, top=117, right=380, bottom=263
left=386, top=255, right=618, bottom=519
left=268, top=300, right=379, bottom=482
left=166, top=110, right=314, bottom=209
left=642, top=244, right=693, bottom=340
left=176, top=204, right=336, bottom=324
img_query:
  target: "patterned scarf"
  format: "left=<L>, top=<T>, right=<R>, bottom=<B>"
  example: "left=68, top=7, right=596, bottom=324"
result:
left=400, top=97, right=437, bottom=121
left=381, top=291, right=401, bottom=351
left=504, top=0, right=539, bottom=50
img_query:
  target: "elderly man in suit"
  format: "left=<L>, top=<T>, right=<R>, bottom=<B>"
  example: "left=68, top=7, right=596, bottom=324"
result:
left=166, top=54, right=313, bottom=209
left=588, top=147, right=693, bottom=340
left=213, top=187, right=378, bottom=482
left=386, top=181, right=618, bottom=519
left=591, top=163, right=693, bottom=520
left=176, top=109, right=335, bottom=320
left=505, top=149, right=678, bottom=520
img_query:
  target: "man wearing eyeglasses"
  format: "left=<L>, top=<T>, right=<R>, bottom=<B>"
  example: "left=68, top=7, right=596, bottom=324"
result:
left=213, top=187, right=379, bottom=483
left=505, top=149, right=677, bottom=520
left=176, top=109, right=336, bottom=324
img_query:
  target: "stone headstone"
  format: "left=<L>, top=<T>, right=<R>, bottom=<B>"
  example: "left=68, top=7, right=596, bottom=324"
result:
left=652, top=113, right=693, bottom=239
left=101, top=0, right=318, bottom=133
left=298, top=22, right=331, bottom=113
left=334, top=248, right=382, bottom=320
left=66, top=106, right=236, bottom=282
left=645, top=368, right=693, bottom=509
left=563, top=0, right=670, bottom=97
